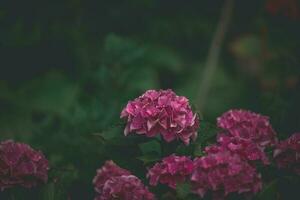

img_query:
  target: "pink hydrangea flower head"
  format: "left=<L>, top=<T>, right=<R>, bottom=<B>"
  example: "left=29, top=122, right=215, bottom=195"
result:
left=273, top=133, right=300, bottom=175
left=191, top=150, right=262, bottom=199
left=205, top=134, right=269, bottom=165
left=217, top=109, right=277, bottom=147
left=0, top=140, right=49, bottom=191
left=93, top=160, right=155, bottom=200
left=93, top=160, right=131, bottom=194
left=147, top=154, right=194, bottom=189
left=121, top=89, right=199, bottom=145
left=95, top=175, right=155, bottom=200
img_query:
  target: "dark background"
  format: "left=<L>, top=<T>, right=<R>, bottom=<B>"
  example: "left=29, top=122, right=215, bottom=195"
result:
left=0, top=0, right=300, bottom=199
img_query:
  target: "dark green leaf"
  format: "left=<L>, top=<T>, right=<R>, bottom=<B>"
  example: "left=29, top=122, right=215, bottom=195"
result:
left=136, top=153, right=161, bottom=164
left=176, top=182, right=191, bottom=199
left=256, top=180, right=278, bottom=200
left=139, top=140, right=161, bottom=155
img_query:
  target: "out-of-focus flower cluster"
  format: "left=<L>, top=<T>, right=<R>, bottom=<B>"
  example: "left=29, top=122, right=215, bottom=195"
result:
left=265, top=0, right=300, bottom=19
left=121, top=89, right=199, bottom=145
left=273, top=133, right=300, bottom=175
left=191, top=150, right=262, bottom=199
left=93, top=160, right=155, bottom=200
left=0, top=140, right=49, bottom=191
left=147, top=154, right=194, bottom=189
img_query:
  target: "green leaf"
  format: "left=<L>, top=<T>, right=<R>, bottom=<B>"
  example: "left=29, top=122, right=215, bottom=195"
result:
left=176, top=182, right=191, bottom=199
left=41, top=183, right=55, bottom=200
left=193, top=144, right=204, bottom=157
left=256, top=180, right=278, bottom=200
left=103, top=34, right=146, bottom=65
left=197, top=121, right=218, bottom=145
left=136, top=153, right=161, bottom=164
left=176, top=143, right=194, bottom=156
left=139, top=140, right=161, bottom=155
left=16, top=71, right=79, bottom=115
left=231, top=35, right=262, bottom=58
left=146, top=46, right=183, bottom=72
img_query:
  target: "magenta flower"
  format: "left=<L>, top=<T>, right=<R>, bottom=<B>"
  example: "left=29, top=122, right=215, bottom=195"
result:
left=273, top=133, right=300, bottom=175
left=0, top=140, right=49, bottom=191
left=95, top=175, right=155, bottom=200
left=191, top=150, right=262, bottom=199
left=93, top=160, right=155, bottom=200
left=121, top=89, right=199, bottom=145
left=217, top=109, right=277, bottom=147
left=93, top=160, right=131, bottom=194
left=147, top=154, right=194, bottom=189
left=205, top=134, right=269, bottom=165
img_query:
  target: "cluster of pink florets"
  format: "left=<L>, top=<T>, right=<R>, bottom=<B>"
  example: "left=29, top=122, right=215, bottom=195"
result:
left=205, top=134, right=270, bottom=165
left=217, top=109, right=277, bottom=147
left=121, top=91, right=278, bottom=199
left=273, top=133, right=300, bottom=175
left=2, top=89, right=299, bottom=199
left=121, top=89, right=199, bottom=145
left=191, top=151, right=262, bottom=199
left=121, top=91, right=300, bottom=199
left=146, top=150, right=263, bottom=199
left=144, top=108, right=279, bottom=199
left=93, top=160, right=155, bottom=200
left=0, top=140, right=49, bottom=191
left=147, top=154, right=194, bottom=189
left=187, top=109, right=277, bottom=198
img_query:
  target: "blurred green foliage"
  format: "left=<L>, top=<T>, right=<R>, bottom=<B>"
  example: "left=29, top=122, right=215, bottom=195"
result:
left=0, top=0, right=300, bottom=199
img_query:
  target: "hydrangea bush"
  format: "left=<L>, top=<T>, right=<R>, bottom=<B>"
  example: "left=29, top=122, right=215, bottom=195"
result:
left=1, top=89, right=300, bottom=200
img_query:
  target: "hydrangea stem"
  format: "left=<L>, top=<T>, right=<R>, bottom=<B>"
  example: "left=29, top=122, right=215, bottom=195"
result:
left=197, top=0, right=234, bottom=110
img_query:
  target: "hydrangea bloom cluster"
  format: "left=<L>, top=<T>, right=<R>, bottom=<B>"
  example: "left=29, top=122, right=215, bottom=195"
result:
left=273, top=133, right=300, bottom=175
left=93, top=160, right=131, bottom=194
left=191, top=150, right=262, bottom=199
left=96, top=175, right=155, bottom=200
left=121, top=89, right=199, bottom=145
left=0, top=140, right=49, bottom=191
left=147, top=155, right=194, bottom=189
left=217, top=109, right=277, bottom=147
left=205, top=134, right=269, bottom=165
left=93, top=160, right=155, bottom=200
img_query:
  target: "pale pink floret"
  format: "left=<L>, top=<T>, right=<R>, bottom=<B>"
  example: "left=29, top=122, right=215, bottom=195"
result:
left=0, top=140, right=49, bottom=191
left=273, top=133, right=300, bottom=175
left=93, top=160, right=155, bottom=200
left=147, top=154, right=194, bottom=189
left=217, top=109, right=277, bottom=148
left=191, top=150, right=262, bottom=199
left=121, top=89, right=199, bottom=145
